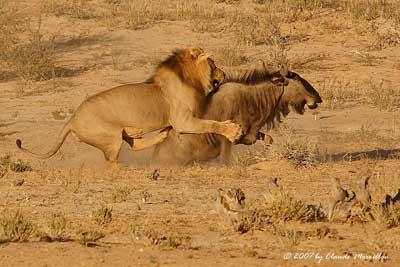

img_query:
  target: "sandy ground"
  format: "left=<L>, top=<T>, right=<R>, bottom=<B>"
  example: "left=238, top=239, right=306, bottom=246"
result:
left=0, top=1, right=400, bottom=266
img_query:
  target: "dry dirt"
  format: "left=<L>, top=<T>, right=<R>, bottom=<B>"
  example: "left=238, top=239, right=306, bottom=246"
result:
left=0, top=0, right=400, bottom=266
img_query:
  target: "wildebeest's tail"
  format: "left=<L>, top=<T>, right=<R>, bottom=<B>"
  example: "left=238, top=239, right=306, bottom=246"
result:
left=16, top=121, right=71, bottom=159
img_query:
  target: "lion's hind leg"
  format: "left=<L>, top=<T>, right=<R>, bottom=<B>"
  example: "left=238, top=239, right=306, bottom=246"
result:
left=98, top=134, right=123, bottom=162
left=77, top=129, right=122, bottom=163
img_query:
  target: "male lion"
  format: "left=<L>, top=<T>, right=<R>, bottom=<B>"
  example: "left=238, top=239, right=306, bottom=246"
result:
left=16, top=47, right=243, bottom=162
left=151, top=69, right=322, bottom=165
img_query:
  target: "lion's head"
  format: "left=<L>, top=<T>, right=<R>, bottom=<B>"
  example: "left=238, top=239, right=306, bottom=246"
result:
left=278, top=70, right=322, bottom=115
left=156, top=47, right=225, bottom=95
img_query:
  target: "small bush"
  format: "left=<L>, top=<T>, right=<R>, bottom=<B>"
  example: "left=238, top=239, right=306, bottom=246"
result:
left=232, top=208, right=272, bottom=233
left=320, top=79, right=360, bottom=109
left=9, top=159, right=33, bottom=172
left=42, top=0, right=96, bottom=20
left=46, top=213, right=68, bottom=240
left=229, top=13, right=282, bottom=46
left=111, top=186, right=132, bottom=203
left=370, top=204, right=400, bottom=229
left=372, top=30, right=400, bottom=50
left=92, top=206, right=113, bottom=225
left=343, top=1, right=400, bottom=23
left=1, top=18, right=56, bottom=81
left=273, top=225, right=338, bottom=247
left=368, top=80, right=399, bottom=111
left=9, top=34, right=56, bottom=81
left=0, top=210, right=35, bottom=242
left=345, top=1, right=381, bottom=21
left=0, top=156, right=32, bottom=176
left=75, top=229, right=105, bottom=246
left=163, top=234, right=191, bottom=249
left=100, top=0, right=224, bottom=31
left=276, top=138, right=320, bottom=167
left=213, top=46, right=248, bottom=67
left=263, top=191, right=323, bottom=222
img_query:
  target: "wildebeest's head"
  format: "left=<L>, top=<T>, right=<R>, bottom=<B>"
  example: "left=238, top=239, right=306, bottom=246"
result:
left=277, top=69, right=322, bottom=115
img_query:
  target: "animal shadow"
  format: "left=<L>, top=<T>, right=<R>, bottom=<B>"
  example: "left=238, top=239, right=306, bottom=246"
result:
left=328, top=148, right=400, bottom=162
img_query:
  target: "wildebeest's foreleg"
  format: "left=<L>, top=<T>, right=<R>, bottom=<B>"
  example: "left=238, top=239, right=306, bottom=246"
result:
left=219, top=138, right=233, bottom=165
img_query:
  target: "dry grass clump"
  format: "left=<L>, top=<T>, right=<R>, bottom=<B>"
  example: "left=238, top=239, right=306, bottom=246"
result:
left=344, top=0, right=400, bottom=24
left=75, top=229, right=105, bottom=246
left=263, top=43, right=290, bottom=70
left=0, top=2, right=23, bottom=50
left=218, top=186, right=324, bottom=234
left=41, top=0, right=96, bottom=20
left=91, top=206, right=113, bottom=225
left=273, top=224, right=339, bottom=247
left=372, top=29, right=400, bottom=50
left=101, top=0, right=224, bottom=31
left=163, top=233, right=192, bottom=249
left=370, top=203, right=400, bottom=229
left=8, top=34, right=56, bottom=81
left=231, top=208, right=272, bottom=233
left=130, top=225, right=192, bottom=249
left=320, top=79, right=361, bottom=109
left=275, top=138, right=321, bottom=167
left=0, top=2, right=28, bottom=79
left=0, top=155, right=32, bottom=177
left=262, top=43, right=328, bottom=73
left=263, top=191, right=324, bottom=222
left=229, top=13, right=283, bottom=46
left=233, top=149, right=267, bottom=168
left=0, top=12, right=57, bottom=82
left=110, top=186, right=132, bottom=203
left=0, top=210, right=35, bottom=242
left=254, top=0, right=334, bottom=23
left=45, top=213, right=69, bottom=241
left=320, top=77, right=399, bottom=112
left=367, top=80, right=400, bottom=111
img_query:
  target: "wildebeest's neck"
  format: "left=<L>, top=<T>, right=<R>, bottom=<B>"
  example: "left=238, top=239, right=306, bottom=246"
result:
left=245, top=82, right=286, bottom=130
left=203, top=82, right=286, bottom=146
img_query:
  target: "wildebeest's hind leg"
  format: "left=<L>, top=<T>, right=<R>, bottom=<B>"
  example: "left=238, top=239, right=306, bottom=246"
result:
left=219, top=138, right=233, bottom=165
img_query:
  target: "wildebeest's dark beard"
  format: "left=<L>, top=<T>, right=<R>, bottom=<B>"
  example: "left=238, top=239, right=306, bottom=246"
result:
left=293, top=100, right=306, bottom=115
left=269, top=100, right=290, bottom=129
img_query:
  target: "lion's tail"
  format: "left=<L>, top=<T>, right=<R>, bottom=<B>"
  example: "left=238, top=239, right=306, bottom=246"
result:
left=16, top=121, right=71, bottom=159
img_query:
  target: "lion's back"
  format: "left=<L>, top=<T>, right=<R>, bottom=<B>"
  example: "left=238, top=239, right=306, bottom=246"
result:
left=73, top=83, right=170, bottom=129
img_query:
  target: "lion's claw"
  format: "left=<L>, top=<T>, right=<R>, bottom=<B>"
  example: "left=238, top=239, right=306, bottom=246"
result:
left=222, top=120, right=243, bottom=143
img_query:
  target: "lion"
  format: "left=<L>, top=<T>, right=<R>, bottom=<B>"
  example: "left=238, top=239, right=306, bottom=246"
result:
left=16, top=47, right=244, bottom=162
left=151, top=69, right=322, bottom=165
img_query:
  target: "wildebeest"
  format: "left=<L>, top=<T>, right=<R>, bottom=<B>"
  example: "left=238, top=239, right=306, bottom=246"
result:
left=152, top=69, right=322, bottom=165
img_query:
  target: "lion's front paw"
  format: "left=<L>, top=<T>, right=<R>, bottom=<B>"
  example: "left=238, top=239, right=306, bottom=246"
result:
left=160, top=130, right=169, bottom=138
left=222, top=120, right=243, bottom=143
